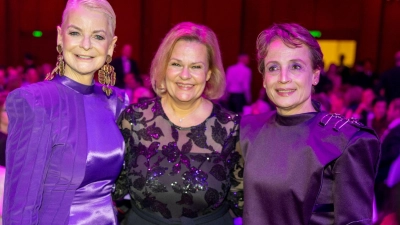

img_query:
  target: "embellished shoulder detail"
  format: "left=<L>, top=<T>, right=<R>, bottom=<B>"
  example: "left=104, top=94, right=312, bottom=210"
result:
left=319, top=113, right=376, bottom=135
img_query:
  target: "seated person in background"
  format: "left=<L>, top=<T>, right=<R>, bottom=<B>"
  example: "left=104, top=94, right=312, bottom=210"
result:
left=123, top=72, right=141, bottom=103
left=368, top=97, right=388, bottom=138
left=351, top=88, right=376, bottom=125
left=111, top=44, right=141, bottom=89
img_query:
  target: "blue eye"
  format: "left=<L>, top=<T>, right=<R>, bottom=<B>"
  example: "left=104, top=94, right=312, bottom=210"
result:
left=94, top=35, right=105, bottom=40
left=69, top=31, right=79, bottom=36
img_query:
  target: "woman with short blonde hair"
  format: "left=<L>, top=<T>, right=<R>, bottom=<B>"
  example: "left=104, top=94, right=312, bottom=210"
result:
left=3, top=0, right=127, bottom=224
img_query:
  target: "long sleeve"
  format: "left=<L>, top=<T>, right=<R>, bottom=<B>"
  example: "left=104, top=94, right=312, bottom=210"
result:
left=3, top=89, right=52, bottom=225
left=226, top=116, right=244, bottom=217
left=333, top=130, right=380, bottom=225
left=112, top=110, right=131, bottom=200
left=228, top=140, right=244, bottom=217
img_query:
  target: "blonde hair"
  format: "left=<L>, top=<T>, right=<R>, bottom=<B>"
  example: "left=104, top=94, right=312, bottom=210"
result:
left=61, top=0, right=116, bottom=37
left=150, top=22, right=225, bottom=99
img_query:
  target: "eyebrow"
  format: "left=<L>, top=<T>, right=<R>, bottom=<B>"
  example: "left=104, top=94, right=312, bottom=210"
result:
left=290, top=59, right=307, bottom=64
left=265, top=59, right=307, bottom=64
left=67, top=25, right=106, bottom=34
left=169, top=58, right=206, bottom=65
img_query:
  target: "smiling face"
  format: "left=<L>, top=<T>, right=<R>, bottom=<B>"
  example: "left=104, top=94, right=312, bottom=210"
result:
left=57, top=5, right=117, bottom=81
left=263, top=38, right=320, bottom=116
left=164, top=40, right=211, bottom=104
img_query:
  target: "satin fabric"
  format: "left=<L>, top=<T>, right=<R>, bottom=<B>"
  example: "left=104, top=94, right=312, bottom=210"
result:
left=3, top=75, right=127, bottom=225
left=68, top=82, right=125, bottom=224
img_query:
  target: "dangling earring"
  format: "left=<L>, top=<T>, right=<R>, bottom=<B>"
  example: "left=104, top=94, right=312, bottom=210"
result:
left=98, top=55, right=116, bottom=96
left=45, top=45, right=65, bottom=80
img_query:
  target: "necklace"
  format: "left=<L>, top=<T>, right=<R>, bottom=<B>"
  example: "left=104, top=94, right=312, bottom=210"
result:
left=177, top=104, right=200, bottom=123
left=172, top=98, right=203, bottom=124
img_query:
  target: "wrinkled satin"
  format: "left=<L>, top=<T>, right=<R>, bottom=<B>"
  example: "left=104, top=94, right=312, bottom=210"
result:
left=68, top=92, right=124, bottom=224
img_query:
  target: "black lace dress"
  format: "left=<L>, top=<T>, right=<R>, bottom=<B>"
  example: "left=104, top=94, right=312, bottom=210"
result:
left=114, top=98, right=243, bottom=224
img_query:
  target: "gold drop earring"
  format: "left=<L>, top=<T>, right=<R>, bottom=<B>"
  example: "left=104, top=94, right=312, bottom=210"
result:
left=98, top=55, right=116, bottom=96
left=45, top=45, right=65, bottom=80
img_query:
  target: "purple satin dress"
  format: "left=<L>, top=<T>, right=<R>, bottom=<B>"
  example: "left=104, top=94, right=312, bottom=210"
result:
left=3, top=75, right=127, bottom=225
left=68, top=81, right=125, bottom=224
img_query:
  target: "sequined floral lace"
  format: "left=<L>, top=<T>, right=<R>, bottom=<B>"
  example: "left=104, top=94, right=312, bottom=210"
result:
left=113, top=97, right=244, bottom=219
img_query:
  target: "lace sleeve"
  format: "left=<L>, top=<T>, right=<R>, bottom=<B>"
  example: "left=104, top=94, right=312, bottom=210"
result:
left=227, top=119, right=244, bottom=217
left=112, top=110, right=132, bottom=200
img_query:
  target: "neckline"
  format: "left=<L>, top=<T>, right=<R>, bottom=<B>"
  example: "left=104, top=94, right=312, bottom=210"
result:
left=275, top=111, right=319, bottom=126
left=157, top=97, right=215, bottom=130
left=53, top=74, right=94, bottom=95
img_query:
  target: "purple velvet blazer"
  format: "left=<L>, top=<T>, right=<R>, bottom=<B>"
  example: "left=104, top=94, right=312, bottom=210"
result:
left=2, top=75, right=127, bottom=224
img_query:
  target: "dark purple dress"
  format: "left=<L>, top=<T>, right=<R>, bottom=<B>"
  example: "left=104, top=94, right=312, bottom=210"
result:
left=3, top=75, right=127, bottom=225
left=114, top=98, right=243, bottom=224
left=240, top=111, right=380, bottom=224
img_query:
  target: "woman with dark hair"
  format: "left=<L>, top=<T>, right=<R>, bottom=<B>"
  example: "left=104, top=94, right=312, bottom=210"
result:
left=240, top=23, right=380, bottom=224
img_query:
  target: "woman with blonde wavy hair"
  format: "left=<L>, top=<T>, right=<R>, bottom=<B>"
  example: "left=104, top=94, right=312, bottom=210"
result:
left=114, top=22, right=243, bottom=224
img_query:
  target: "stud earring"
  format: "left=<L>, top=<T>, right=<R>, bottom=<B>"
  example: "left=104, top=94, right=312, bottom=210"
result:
left=98, top=55, right=116, bottom=96
left=45, top=45, right=65, bottom=80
